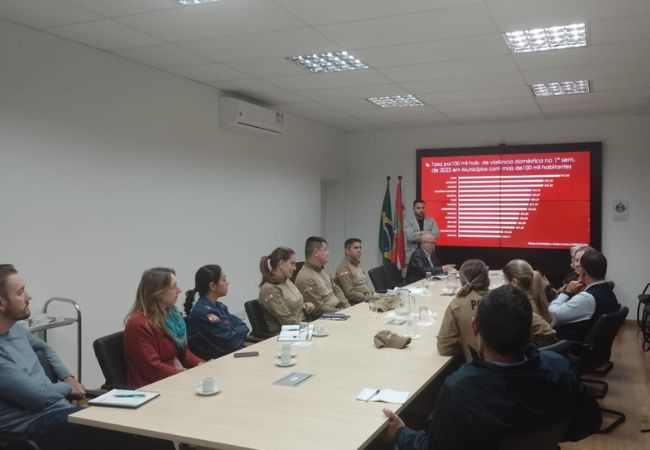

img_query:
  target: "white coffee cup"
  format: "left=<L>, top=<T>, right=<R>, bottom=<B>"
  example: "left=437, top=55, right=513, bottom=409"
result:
left=199, top=376, right=216, bottom=393
left=314, top=325, right=326, bottom=335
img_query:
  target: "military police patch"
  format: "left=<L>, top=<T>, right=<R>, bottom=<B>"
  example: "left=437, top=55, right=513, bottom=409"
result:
left=206, top=313, right=220, bottom=323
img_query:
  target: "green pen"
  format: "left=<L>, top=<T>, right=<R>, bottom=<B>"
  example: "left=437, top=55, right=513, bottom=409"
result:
left=114, top=393, right=146, bottom=398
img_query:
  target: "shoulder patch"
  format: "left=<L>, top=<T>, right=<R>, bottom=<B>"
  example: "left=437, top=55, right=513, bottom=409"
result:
left=263, top=293, right=274, bottom=304
left=338, top=270, right=350, bottom=278
left=206, top=313, right=220, bottom=323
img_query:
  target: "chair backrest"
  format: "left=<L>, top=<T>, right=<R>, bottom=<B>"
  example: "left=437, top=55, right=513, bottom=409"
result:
left=244, top=299, right=274, bottom=340
left=383, top=261, right=404, bottom=288
left=93, top=331, right=130, bottom=390
left=578, top=306, right=629, bottom=373
left=539, top=339, right=571, bottom=357
left=368, top=266, right=391, bottom=293
left=291, top=261, right=304, bottom=284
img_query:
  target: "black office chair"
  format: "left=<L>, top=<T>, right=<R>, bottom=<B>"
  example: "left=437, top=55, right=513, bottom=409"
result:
left=0, top=432, right=39, bottom=450
left=291, top=261, right=304, bottom=284
left=93, top=331, right=133, bottom=390
left=244, top=299, right=275, bottom=341
left=383, top=261, right=405, bottom=288
left=571, top=306, right=629, bottom=434
left=368, top=266, right=391, bottom=293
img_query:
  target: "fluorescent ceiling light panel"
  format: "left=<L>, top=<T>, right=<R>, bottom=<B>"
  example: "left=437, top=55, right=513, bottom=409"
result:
left=178, top=0, right=220, bottom=5
left=289, top=51, right=368, bottom=73
left=531, top=80, right=590, bottom=96
left=504, top=23, right=586, bottom=53
left=367, top=95, right=424, bottom=108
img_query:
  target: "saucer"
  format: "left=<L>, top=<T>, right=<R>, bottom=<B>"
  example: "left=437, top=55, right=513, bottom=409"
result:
left=276, top=352, right=297, bottom=358
left=195, top=385, right=221, bottom=396
left=313, top=331, right=329, bottom=337
left=275, top=357, right=296, bottom=367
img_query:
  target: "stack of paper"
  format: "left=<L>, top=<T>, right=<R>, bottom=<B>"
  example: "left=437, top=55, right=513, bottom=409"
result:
left=357, top=388, right=410, bottom=404
left=277, top=324, right=313, bottom=341
left=88, top=389, right=159, bottom=408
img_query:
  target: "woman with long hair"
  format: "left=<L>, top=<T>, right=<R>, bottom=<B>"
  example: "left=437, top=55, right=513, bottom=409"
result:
left=123, top=267, right=202, bottom=387
left=258, top=247, right=314, bottom=334
left=184, top=265, right=249, bottom=360
left=503, top=259, right=557, bottom=347
left=437, top=259, right=490, bottom=361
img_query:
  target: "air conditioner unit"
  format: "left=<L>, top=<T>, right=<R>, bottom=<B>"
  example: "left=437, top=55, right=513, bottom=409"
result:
left=219, top=97, right=286, bottom=136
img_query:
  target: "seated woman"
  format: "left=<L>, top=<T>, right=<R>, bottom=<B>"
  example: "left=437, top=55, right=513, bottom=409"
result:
left=437, top=259, right=490, bottom=361
left=123, top=267, right=203, bottom=387
left=258, top=247, right=315, bottom=334
left=184, top=265, right=249, bottom=360
left=503, top=259, right=557, bottom=347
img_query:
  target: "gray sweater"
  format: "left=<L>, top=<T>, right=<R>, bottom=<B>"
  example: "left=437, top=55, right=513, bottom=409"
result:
left=0, top=323, right=72, bottom=432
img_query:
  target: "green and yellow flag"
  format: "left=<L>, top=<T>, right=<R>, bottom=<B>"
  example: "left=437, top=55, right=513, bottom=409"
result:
left=378, top=176, right=393, bottom=263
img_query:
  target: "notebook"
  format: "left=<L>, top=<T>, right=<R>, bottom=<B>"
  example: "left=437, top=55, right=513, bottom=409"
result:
left=88, top=389, right=159, bottom=408
left=277, top=324, right=313, bottom=341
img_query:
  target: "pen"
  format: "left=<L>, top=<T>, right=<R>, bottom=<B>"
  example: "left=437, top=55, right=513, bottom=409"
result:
left=114, top=394, right=146, bottom=398
left=365, top=389, right=381, bottom=403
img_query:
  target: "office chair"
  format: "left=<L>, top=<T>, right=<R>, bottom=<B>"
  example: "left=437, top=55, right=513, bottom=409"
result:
left=244, top=299, right=275, bottom=341
left=368, top=266, right=391, bottom=293
left=93, top=331, right=133, bottom=390
left=291, top=261, right=304, bottom=284
left=383, top=261, right=405, bottom=288
left=0, top=432, right=39, bottom=450
left=571, top=306, right=628, bottom=434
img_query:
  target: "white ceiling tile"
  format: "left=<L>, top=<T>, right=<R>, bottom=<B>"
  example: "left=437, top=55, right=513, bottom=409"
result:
left=116, top=0, right=306, bottom=42
left=313, top=119, right=381, bottom=132
left=295, top=84, right=410, bottom=101
left=113, top=44, right=213, bottom=69
left=575, top=0, right=650, bottom=22
left=379, top=55, right=518, bottom=83
left=590, top=15, right=650, bottom=46
left=319, top=99, right=378, bottom=112
left=361, top=115, right=454, bottom=129
left=179, top=28, right=340, bottom=62
left=514, top=41, right=650, bottom=71
left=266, top=70, right=391, bottom=91
left=445, top=106, right=543, bottom=121
left=209, top=78, right=285, bottom=94
left=349, top=106, right=446, bottom=119
left=228, top=58, right=306, bottom=78
left=592, top=75, right=650, bottom=91
left=400, top=72, right=525, bottom=94
left=540, top=98, right=648, bottom=115
left=0, top=0, right=100, bottom=28
left=273, top=0, right=483, bottom=26
left=419, top=85, right=532, bottom=104
left=434, top=97, right=538, bottom=113
left=487, top=0, right=584, bottom=32
left=354, top=34, right=508, bottom=68
left=166, top=64, right=252, bottom=83
left=297, top=109, right=349, bottom=120
left=276, top=102, right=335, bottom=114
left=65, top=0, right=178, bottom=18
left=535, top=90, right=650, bottom=106
left=522, top=60, right=650, bottom=84
left=316, top=4, right=497, bottom=49
left=46, top=19, right=163, bottom=50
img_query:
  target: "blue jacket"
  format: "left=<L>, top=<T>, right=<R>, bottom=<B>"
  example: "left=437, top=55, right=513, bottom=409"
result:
left=187, top=298, right=249, bottom=360
left=395, top=345, right=601, bottom=450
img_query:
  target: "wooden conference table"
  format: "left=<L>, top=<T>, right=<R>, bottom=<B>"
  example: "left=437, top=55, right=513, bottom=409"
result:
left=70, top=280, right=456, bottom=450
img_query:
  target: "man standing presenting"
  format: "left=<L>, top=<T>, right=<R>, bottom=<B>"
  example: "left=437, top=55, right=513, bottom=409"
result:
left=383, top=285, right=602, bottom=450
left=295, top=237, right=350, bottom=317
left=406, top=233, right=455, bottom=284
left=335, top=238, right=380, bottom=304
left=404, top=199, right=440, bottom=263
left=0, top=264, right=172, bottom=450
left=549, top=249, right=619, bottom=341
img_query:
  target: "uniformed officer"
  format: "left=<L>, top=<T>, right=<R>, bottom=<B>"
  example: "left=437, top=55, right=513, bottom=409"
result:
left=295, top=236, right=349, bottom=318
left=258, top=246, right=315, bottom=334
left=334, top=238, right=379, bottom=304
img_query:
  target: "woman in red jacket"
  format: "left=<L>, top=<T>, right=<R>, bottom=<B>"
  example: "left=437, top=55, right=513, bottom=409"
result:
left=124, top=267, right=203, bottom=387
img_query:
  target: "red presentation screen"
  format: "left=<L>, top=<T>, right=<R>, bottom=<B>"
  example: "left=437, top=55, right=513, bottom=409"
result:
left=419, top=150, right=591, bottom=250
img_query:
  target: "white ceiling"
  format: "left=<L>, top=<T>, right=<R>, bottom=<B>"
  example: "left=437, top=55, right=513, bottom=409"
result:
left=2, top=0, right=650, bottom=131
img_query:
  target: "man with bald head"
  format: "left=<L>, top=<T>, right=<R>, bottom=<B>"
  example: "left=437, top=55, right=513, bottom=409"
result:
left=405, top=233, right=455, bottom=284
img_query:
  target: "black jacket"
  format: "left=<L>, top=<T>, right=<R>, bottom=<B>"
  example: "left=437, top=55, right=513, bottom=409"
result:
left=405, top=248, right=443, bottom=284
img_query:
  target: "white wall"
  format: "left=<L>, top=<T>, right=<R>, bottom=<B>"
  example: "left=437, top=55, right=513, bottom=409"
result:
left=345, top=115, right=650, bottom=317
left=0, top=20, right=346, bottom=387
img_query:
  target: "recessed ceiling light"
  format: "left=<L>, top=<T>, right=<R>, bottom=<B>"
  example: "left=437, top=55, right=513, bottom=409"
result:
left=504, top=23, right=586, bottom=53
left=531, top=80, right=591, bottom=96
left=177, top=0, right=220, bottom=5
left=367, top=95, right=424, bottom=108
left=289, top=51, right=368, bottom=73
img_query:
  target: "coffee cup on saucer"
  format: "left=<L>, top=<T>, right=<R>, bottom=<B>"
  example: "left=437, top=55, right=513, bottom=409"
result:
left=198, top=376, right=216, bottom=394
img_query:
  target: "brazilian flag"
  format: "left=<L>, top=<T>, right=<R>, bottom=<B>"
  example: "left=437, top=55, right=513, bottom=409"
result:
left=378, top=177, right=393, bottom=263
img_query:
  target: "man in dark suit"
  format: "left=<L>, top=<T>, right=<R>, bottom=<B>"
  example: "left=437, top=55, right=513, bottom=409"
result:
left=405, top=233, right=455, bottom=284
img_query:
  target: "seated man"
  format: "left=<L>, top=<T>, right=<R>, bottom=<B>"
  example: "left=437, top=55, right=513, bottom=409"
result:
left=549, top=248, right=619, bottom=341
left=295, top=237, right=350, bottom=317
left=335, top=238, right=380, bottom=304
left=0, top=264, right=172, bottom=450
left=405, top=233, right=455, bottom=284
left=383, top=285, right=602, bottom=450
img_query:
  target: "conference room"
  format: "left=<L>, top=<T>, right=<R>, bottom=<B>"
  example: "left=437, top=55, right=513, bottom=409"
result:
left=1, top=0, right=649, bottom=449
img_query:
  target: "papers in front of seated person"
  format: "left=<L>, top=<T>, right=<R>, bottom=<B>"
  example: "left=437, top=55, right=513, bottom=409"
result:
left=277, top=324, right=313, bottom=341
left=88, top=389, right=159, bottom=408
left=356, top=388, right=410, bottom=404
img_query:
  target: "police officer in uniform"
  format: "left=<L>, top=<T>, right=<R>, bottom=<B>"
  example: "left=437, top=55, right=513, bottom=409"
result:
left=334, top=238, right=379, bottom=304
